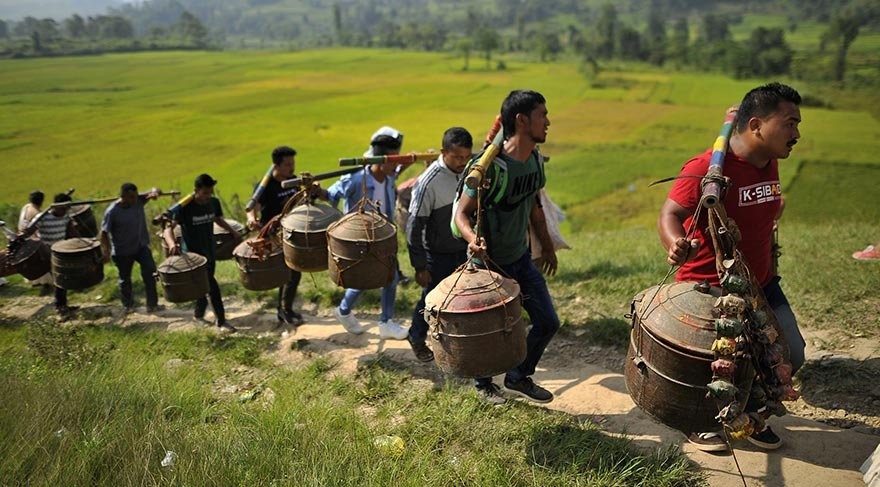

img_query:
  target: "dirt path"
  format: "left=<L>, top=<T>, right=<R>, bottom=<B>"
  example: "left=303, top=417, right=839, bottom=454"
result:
left=2, top=295, right=878, bottom=487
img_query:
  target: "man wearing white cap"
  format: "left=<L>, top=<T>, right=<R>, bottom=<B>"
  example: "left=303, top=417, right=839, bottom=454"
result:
left=326, top=126, right=409, bottom=339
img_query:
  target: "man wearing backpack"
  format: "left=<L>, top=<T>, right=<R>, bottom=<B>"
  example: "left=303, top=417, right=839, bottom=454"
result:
left=453, top=90, right=559, bottom=404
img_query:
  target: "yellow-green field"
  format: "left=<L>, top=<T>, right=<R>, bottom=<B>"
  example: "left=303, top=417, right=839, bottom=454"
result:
left=3, top=48, right=877, bottom=217
left=3, top=48, right=878, bottom=338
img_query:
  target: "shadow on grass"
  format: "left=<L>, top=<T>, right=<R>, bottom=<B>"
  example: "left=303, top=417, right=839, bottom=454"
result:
left=526, top=421, right=702, bottom=484
left=554, top=260, right=639, bottom=285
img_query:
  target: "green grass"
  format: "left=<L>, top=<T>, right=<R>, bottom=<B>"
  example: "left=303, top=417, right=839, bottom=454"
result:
left=0, top=320, right=704, bottom=486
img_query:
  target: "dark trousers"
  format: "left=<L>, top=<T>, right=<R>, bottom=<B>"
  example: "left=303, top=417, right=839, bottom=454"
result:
left=278, top=269, right=302, bottom=312
left=54, top=286, right=67, bottom=308
left=409, top=251, right=468, bottom=346
left=112, top=245, right=159, bottom=308
left=195, top=260, right=225, bottom=324
left=763, top=276, right=806, bottom=373
left=476, top=252, right=560, bottom=387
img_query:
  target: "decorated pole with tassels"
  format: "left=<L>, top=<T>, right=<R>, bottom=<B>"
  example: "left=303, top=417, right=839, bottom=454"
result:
left=700, top=109, right=737, bottom=209
left=245, top=165, right=275, bottom=211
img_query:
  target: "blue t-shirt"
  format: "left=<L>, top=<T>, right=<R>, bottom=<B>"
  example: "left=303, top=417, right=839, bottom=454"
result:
left=102, top=197, right=151, bottom=257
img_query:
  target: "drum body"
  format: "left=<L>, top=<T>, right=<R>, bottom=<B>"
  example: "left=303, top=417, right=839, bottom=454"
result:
left=69, top=204, right=98, bottom=238
left=625, top=282, right=755, bottom=433
left=280, top=202, right=342, bottom=273
left=327, top=211, right=397, bottom=290
left=233, top=240, right=290, bottom=291
left=214, top=219, right=245, bottom=261
left=50, top=238, right=104, bottom=290
left=157, top=253, right=209, bottom=303
left=425, top=268, right=526, bottom=378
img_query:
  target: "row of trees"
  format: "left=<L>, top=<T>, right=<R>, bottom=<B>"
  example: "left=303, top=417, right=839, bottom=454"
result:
left=0, top=10, right=212, bottom=56
left=2, top=0, right=877, bottom=84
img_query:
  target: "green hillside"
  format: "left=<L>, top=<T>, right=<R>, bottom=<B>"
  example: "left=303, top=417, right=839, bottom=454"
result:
left=1, top=49, right=877, bottom=223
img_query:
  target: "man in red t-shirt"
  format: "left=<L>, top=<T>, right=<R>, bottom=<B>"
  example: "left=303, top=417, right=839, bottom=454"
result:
left=658, top=82, right=805, bottom=452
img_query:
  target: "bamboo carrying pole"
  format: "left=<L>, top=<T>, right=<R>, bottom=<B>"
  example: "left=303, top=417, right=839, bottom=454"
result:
left=337, top=152, right=437, bottom=167
left=464, top=116, right=503, bottom=190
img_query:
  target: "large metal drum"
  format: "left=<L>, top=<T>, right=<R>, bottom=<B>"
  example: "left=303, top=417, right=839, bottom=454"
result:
left=9, top=239, right=52, bottom=280
left=232, top=240, right=290, bottom=291
left=157, top=253, right=209, bottom=303
left=69, top=204, right=98, bottom=238
left=51, top=238, right=104, bottom=290
left=327, top=210, right=397, bottom=290
left=625, top=282, right=754, bottom=433
left=280, top=202, right=342, bottom=272
left=214, top=219, right=245, bottom=261
left=425, top=267, right=526, bottom=378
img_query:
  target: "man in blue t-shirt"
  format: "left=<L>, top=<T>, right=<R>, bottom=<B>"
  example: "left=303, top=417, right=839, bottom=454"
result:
left=101, top=183, right=164, bottom=314
left=164, top=174, right=241, bottom=333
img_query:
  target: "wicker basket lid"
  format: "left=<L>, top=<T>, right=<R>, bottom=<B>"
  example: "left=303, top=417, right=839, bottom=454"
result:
left=425, top=267, right=520, bottom=314
left=158, top=253, right=207, bottom=274
left=328, top=210, right=396, bottom=242
left=50, top=237, right=101, bottom=253
left=281, top=202, right=343, bottom=233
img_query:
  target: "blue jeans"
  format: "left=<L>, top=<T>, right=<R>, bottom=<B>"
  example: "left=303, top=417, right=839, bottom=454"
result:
left=763, top=276, right=805, bottom=373
left=475, top=252, right=560, bottom=387
left=338, top=268, right=399, bottom=322
left=409, top=251, right=468, bottom=346
left=112, top=245, right=159, bottom=308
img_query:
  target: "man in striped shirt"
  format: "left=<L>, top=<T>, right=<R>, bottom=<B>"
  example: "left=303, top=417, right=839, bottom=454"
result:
left=21, top=193, right=79, bottom=319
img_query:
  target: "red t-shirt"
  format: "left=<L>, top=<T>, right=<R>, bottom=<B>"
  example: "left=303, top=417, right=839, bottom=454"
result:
left=668, top=149, right=782, bottom=287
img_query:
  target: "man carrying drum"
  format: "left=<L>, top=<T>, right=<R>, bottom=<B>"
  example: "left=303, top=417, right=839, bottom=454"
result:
left=658, top=82, right=805, bottom=452
left=18, top=190, right=53, bottom=291
left=327, top=126, right=410, bottom=340
left=454, top=90, right=559, bottom=405
left=164, top=174, right=241, bottom=334
left=101, top=183, right=164, bottom=314
left=19, top=193, right=79, bottom=320
left=246, top=145, right=327, bottom=327
left=406, top=127, right=473, bottom=362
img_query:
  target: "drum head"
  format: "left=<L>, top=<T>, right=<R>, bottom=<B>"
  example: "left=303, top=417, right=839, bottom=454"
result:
left=159, top=253, right=207, bottom=274
left=10, top=239, right=49, bottom=264
left=233, top=239, right=282, bottom=259
left=68, top=204, right=91, bottom=217
left=51, top=238, right=101, bottom=253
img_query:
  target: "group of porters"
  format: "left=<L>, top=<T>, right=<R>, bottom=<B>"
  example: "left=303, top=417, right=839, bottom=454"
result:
left=0, top=152, right=527, bottom=382
left=1, top=84, right=804, bottom=451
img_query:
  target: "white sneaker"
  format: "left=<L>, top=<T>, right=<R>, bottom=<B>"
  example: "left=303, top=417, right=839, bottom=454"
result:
left=378, top=319, right=409, bottom=340
left=334, top=306, right=364, bottom=335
